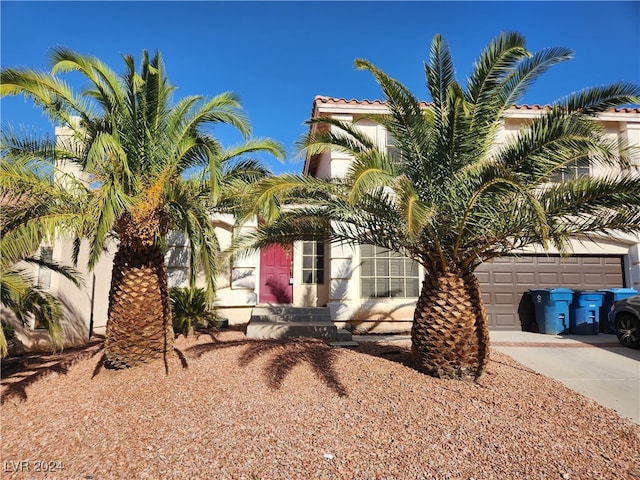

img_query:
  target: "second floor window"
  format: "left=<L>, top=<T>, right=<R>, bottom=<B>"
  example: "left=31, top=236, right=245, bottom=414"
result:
left=387, top=134, right=401, bottom=164
left=551, top=159, right=590, bottom=182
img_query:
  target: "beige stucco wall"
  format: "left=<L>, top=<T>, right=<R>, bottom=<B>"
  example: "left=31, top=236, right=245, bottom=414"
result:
left=212, top=216, right=259, bottom=324
left=166, top=216, right=260, bottom=325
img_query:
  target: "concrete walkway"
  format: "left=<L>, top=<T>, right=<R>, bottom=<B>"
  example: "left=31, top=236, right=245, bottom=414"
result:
left=490, top=331, right=640, bottom=425
left=355, top=331, right=640, bottom=425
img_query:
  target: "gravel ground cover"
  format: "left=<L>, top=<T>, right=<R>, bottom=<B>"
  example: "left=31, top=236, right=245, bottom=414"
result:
left=2, top=330, right=639, bottom=479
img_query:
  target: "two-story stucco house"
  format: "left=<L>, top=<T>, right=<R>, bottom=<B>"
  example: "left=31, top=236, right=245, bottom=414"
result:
left=292, top=96, right=640, bottom=333
left=5, top=96, right=640, bottom=352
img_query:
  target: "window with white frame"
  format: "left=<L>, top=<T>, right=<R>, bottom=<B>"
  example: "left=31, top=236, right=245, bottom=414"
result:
left=551, top=158, right=590, bottom=182
left=302, top=241, right=325, bottom=284
left=386, top=133, right=401, bottom=164
left=37, top=246, right=54, bottom=290
left=360, top=244, right=419, bottom=298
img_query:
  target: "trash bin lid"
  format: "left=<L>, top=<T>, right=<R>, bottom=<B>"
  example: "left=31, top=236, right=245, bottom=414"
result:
left=529, top=288, right=574, bottom=292
left=599, top=288, right=638, bottom=294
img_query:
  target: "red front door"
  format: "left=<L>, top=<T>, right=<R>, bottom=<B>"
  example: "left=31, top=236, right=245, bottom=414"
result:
left=259, top=244, right=293, bottom=304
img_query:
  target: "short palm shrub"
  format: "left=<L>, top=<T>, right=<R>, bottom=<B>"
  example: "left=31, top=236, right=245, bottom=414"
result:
left=169, top=287, right=218, bottom=337
left=1, top=321, right=16, bottom=357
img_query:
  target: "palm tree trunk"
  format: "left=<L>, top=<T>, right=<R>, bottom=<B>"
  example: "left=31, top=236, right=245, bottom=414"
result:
left=104, top=242, right=174, bottom=369
left=411, top=262, right=490, bottom=380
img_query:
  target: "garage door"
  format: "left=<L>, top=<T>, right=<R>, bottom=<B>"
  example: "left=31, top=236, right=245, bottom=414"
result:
left=475, top=255, right=624, bottom=330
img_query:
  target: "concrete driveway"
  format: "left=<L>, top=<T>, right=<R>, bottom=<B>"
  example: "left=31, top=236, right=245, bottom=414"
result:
left=490, top=331, right=640, bottom=425
left=355, top=331, right=640, bottom=425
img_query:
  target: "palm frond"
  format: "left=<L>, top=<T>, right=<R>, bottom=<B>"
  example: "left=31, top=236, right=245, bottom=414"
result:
left=425, top=33, right=456, bottom=111
left=346, top=148, right=396, bottom=203
left=299, top=117, right=378, bottom=158
left=499, top=46, right=573, bottom=107
left=1, top=67, right=94, bottom=127
left=50, top=46, right=126, bottom=117
left=392, top=175, right=435, bottom=242
left=466, top=31, right=529, bottom=107
left=558, top=83, right=640, bottom=114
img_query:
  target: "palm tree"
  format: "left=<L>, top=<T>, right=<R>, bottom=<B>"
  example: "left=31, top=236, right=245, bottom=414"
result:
left=244, top=32, right=640, bottom=380
left=0, top=130, right=87, bottom=356
left=1, top=49, right=285, bottom=368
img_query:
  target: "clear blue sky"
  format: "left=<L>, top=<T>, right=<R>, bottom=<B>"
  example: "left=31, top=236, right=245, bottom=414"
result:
left=2, top=1, right=639, bottom=174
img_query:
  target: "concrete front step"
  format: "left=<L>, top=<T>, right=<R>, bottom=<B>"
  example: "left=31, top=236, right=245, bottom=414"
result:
left=245, top=321, right=336, bottom=340
left=246, top=306, right=353, bottom=342
left=336, top=329, right=353, bottom=341
left=250, top=306, right=332, bottom=323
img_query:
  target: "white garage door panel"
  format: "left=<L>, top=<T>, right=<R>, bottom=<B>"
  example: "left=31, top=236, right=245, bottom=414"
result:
left=477, top=255, right=624, bottom=330
left=493, top=272, right=514, bottom=284
left=495, top=314, right=517, bottom=327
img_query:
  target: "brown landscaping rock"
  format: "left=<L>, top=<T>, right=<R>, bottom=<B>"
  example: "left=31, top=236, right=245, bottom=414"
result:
left=1, top=331, right=639, bottom=479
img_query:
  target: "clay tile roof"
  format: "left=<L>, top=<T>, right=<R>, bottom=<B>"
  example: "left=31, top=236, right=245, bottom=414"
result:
left=615, top=106, right=640, bottom=113
left=509, top=104, right=640, bottom=113
left=510, top=104, right=548, bottom=110
left=313, top=96, right=640, bottom=115
left=315, top=96, right=387, bottom=106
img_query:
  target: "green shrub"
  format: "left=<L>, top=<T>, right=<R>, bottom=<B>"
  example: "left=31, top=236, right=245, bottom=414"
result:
left=2, top=321, right=16, bottom=341
left=169, top=287, right=217, bottom=337
left=1, top=321, right=16, bottom=358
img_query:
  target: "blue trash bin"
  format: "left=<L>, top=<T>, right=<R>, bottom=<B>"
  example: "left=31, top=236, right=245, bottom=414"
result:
left=570, top=290, right=605, bottom=335
left=599, top=288, right=638, bottom=334
left=530, top=288, right=573, bottom=335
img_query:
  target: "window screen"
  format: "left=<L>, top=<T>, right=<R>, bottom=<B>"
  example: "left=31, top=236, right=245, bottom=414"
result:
left=360, top=244, right=419, bottom=298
